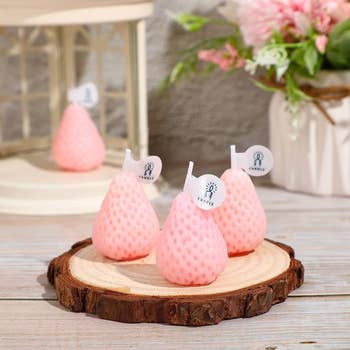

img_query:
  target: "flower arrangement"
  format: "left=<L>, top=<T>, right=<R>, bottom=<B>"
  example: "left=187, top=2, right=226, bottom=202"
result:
left=166, top=0, right=350, bottom=123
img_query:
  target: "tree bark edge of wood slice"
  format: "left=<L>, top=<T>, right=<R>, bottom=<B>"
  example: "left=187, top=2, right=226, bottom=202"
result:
left=47, top=238, right=304, bottom=326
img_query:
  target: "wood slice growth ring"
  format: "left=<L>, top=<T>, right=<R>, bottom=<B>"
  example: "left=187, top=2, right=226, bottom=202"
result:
left=48, top=238, right=304, bottom=326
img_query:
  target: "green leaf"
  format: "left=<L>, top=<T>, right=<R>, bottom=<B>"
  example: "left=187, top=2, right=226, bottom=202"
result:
left=180, top=36, right=231, bottom=56
left=162, top=51, right=207, bottom=90
left=285, top=72, right=310, bottom=106
left=304, top=45, right=319, bottom=76
left=201, top=63, right=217, bottom=75
left=254, top=80, right=280, bottom=93
left=327, top=21, right=350, bottom=69
left=328, top=18, right=350, bottom=40
left=169, top=62, right=186, bottom=83
left=174, top=13, right=211, bottom=32
left=271, top=29, right=284, bottom=44
left=161, top=76, right=171, bottom=91
left=291, top=45, right=307, bottom=66
left=289, top=42, right=323, bottom=78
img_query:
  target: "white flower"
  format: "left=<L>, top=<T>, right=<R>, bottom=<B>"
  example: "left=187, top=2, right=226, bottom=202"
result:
left=254, top=46, right=290, bottom=80
left=244, top=59, right=258, bottom=75
left=276, top=62, right=289, bottom=81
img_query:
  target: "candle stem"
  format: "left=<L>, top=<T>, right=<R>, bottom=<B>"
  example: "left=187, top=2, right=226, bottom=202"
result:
left=123, top=148, right=132, bottom=170
left=183, top=161, right=194, bottom=192
left=231, top=145, right=239, bottom=170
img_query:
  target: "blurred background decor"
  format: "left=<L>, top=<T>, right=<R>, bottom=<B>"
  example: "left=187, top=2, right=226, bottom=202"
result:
left=0, top=0, right=155, bottom=214
left=166, top=0, right=350, bottom=196
left=270, top=70, right=350, bottom=196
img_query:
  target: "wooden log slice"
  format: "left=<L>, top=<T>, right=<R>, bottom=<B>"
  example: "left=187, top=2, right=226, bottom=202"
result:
left=47, top=238, right=304, bottom=326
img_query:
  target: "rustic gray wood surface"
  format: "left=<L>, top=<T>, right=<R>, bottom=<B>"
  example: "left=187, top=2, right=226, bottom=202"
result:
left=0, top=185, right=349, bottom=349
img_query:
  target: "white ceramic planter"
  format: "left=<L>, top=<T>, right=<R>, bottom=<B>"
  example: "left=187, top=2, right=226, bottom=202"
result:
left=269, top=71, right=350, bottom=196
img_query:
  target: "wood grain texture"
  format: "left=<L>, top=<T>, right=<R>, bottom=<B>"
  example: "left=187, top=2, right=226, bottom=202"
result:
left=256, top=185, right=350, bottom=211
left=1, top=297, right=350, bottom=349
left=1, top=208, right=349, bottom=300
left=0, top=184, right=349, bottom=347
left=68, top=240, right=292, bottom=296
left=47, top=238, right=303, bottom=326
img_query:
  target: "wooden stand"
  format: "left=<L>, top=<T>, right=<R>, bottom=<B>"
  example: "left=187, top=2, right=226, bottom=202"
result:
left=48, top=238, right=304, bottom=326
left=0, top=152, right=159, bottom=215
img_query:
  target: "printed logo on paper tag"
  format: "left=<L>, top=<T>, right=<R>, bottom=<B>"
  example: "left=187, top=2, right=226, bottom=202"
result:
left=123, top=149, right=162, bottom=184
left=231, top=145, right=274, bottom=177
left=245, top=145, right=274, bottom=176
left=68, top=82, right=99, bottom=108
left=184, top=162, right=226, bottom=210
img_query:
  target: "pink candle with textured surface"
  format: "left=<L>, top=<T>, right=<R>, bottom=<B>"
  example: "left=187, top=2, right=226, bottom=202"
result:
left=52, top=104, right=105, bottom=171
left=156, top=191, right=228, bottom=286
left=212, top=168, right=266, bottom=256
left=92, top=171, right=160, bottom=261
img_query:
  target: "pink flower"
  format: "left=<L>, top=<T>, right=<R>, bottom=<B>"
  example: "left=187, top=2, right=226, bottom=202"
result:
left=224, top=0, right=350, bottom=50
left=219, top=59, right=234, bottom=71
left=315, top=34, right=328, bottom=53
left=224, top=43, right=238, bottom=58
left=198, top=50, right=217, bottom=62
left=321, top=0, right=350, bottom=24
left=315, top=13, right=332, bottom=33
left=197, top=43, right=245, bottom=71
left=236, top=0, right=284, bottom=49
left=236, top=57, right=246, bottom=68
left=197, top=49, right=225, bottom=66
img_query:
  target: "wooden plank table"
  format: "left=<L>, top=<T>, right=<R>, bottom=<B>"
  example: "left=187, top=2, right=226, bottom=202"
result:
left=1, top=185, right=350, bottom=349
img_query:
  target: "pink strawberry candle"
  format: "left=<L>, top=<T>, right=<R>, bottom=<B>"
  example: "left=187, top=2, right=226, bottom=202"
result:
left=92, top=171, right=160, bottom=261
left=52, top=103, right=105, bottom=171
left=92, top=150, right=160, bottom=261
left=156, top=162, right=228, bottom=286
left=212, top=146, right=267, bottom=256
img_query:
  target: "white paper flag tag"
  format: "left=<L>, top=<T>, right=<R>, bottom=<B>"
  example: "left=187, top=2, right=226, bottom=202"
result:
left=68, top=82, right=98, bottom=108
left=183, top=161, right=226, bottom=210
left=231, top=145, right=274, bottom=177
left=122, top=149, right=162, bottom=184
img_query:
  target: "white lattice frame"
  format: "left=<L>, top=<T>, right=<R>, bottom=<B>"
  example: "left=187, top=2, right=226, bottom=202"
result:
left=0, top=20, right=148, bottom=164
left=0, top=26, right=61, bottom=157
